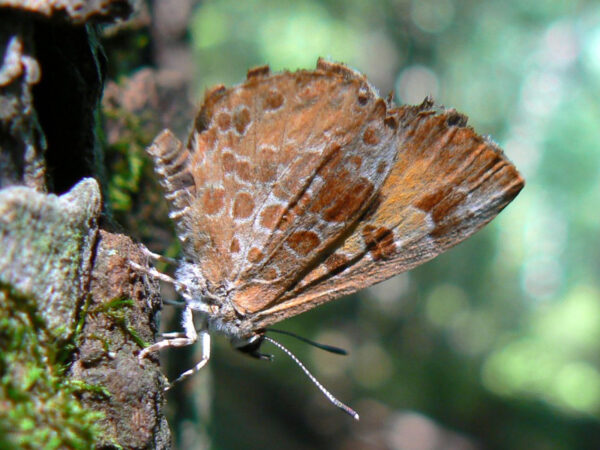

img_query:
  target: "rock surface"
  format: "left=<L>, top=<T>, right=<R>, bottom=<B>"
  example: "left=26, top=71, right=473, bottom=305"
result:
left=0, top=178, right=101, bottom=336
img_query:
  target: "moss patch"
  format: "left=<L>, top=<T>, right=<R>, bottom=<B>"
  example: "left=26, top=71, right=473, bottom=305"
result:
left=0, top=282, right=103, bottom=449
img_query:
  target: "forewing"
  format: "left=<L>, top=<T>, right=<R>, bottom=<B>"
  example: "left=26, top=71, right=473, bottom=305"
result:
left=181, top=60, right=399, bottom=305
left=251, top=100, right=524, bottom=328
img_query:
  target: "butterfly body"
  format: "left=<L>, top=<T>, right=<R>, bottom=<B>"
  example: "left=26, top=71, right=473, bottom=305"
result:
left=139, top=59, right=524, bottom=405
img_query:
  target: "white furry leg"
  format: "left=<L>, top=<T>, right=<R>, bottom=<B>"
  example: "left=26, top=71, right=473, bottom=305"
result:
left=167, top=331, right=211, bottom=390
left=129, top=260, right=179, bottom=286
left=139, top=246, right=177, bottom=265
left=138, top=306, right=197, bottom=361
left=129, top=260, right=192, bottom=302
left=138, top=306, right=212, bottom=390
left=160, top=331, right=187, bottom=338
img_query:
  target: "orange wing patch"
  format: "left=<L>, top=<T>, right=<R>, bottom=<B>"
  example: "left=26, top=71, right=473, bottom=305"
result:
left=251, top=101, right=524, bottom=327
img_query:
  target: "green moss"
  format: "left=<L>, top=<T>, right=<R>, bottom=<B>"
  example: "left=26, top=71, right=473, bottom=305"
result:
left=74, top=294, right=92, bottom=340
left=69, top=380, right=111, bottom=400
left=0, top=282, right=103, bottom=449
left=91, top=296, right=149, bottom=349
left=91, top=295, right=135, bottom=314
left=102, top=106, right=155, bottom=214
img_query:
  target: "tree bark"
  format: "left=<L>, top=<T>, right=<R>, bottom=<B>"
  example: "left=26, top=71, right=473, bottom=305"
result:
left=0, top=1, right=174, bottom=447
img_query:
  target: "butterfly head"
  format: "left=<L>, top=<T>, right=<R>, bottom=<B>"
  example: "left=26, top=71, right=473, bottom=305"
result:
left=231, top=332, right=272, bottom=360
left=174, top=261, right=266, bottom=344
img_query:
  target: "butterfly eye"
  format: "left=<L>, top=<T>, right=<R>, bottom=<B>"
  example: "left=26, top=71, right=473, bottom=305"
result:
left=232, top=334, right=272, bottom=360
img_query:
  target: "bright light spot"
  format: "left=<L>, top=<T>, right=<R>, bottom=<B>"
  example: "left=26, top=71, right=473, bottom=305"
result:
left=386, top=412, right=441, bottom=450
left=352, top=342, right=393, bottom=388
left=386, top=411, right=476, bottom=450
left=355, top=31, right=400, bottom=89
left=533, top=285, right=600, bottom=349
left=481, top=339, right=561, bottom=396
left=553, top=362, right=600, bottom=414
left=425, top=283, right=467, bottom=327
left=258, top=5, right=360, bottom=71
left=448, top=310, right=495, bottom=356
left=522, top=256, right=563, bottom=300
left=410, top=0, right=455, bottom=34
left=583, top=25, right=600, bottom=75
left=191, top=4, right=228, bottom=49
left=521, top=71, right=563, bottom=118
left=396, top=65, right=439, bottom=104
left=520, top=191, right=568, bottom=299
left=503, top=136, right=542, bottom=179
left=311, top=331, right=352, bottom=377
left=482, top=285, right=600, bottom=417
left=366, top=273, right=410, bottom=316
left=523, top=191, right=568, bottom=256
left=540, top=21, right=579, bottom=69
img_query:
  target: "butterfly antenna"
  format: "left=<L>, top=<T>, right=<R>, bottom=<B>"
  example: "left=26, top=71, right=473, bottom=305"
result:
left=266, top=328, right=347, bottom=355
left=263, top=336, right=359, bottom=420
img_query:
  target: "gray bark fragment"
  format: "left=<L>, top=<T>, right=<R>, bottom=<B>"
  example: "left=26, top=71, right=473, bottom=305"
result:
left=0, top=177, right=101, bottom=337
left=0, top=27, right=46, bottom=190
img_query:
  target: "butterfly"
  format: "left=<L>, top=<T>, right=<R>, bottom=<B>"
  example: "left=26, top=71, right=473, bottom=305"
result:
left=134, top=58, right=524, bottom=419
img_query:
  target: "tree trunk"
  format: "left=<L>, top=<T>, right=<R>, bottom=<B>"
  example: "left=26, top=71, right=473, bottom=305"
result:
left=0, top=1, right=190, bottom=447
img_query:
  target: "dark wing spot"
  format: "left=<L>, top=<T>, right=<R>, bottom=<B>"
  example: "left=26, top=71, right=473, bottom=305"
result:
left=260, top=204, right=285, bottom=229
left=350, top=155, right=363, bottom=169
left=287, top=230, right=321, bottom=256
left=312, top=173, right=374, bottom=223
left=264, top=90, right=284, bottom=110
left=325, top=252, right=350, bottom=272
left=233, top=106, right=251, bottom=134
left=363, top=127, right=380, bottom=145
left=235, top=160, right=253, bottom=182
left=230, top=238, right=241, bottom=253
left=247, top=65, right=270, bottom=79
left=263, top=267, right=278, bottom=280
left=415, top=186, right=467, bottom=225
left=233, top=192, right=255, bottom=219
left=247, top=247, right=264, bottom=263
left=216, top=112, right=231, bottom=131
left=362, top=225, right=396, bottom=261
left=384, top=116, right=398, bottom=130
left=222, top=152, right=236, bottom=173
left=446, top=111, right=467, bottom=127
left=202, top=187, right=225, bottom=215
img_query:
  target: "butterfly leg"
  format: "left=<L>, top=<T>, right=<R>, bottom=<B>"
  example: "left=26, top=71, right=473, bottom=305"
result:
left=129, top=260, right=179, bottom=286
left=167, top=330, right=211, bottom=390
left=140, top=246, right=177, bottom=265
left=138, top=306, right=211, bottom=390
left=160, top=331, right=187, bottom=338
left=138, top=305, right=197, bottom=361
left=129, top=260, right=192, bottom=302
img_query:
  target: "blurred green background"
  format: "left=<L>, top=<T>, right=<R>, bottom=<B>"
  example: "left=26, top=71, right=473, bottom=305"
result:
left=112, top=0, right=600, bottom=448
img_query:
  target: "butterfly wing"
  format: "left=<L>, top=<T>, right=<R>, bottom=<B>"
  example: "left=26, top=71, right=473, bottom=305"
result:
left=146, top=130, right=196, bottom=231
left=250, top=100, right=524, bottom=328
left=147, top=60, right=524, bottom=329
left=180, top=60, right=405, bottom=312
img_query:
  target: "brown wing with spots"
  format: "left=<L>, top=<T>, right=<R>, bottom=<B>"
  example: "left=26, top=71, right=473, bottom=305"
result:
left=250, top=100, right=524, bottom=328
left=181, top=60, right=400, bottom=303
